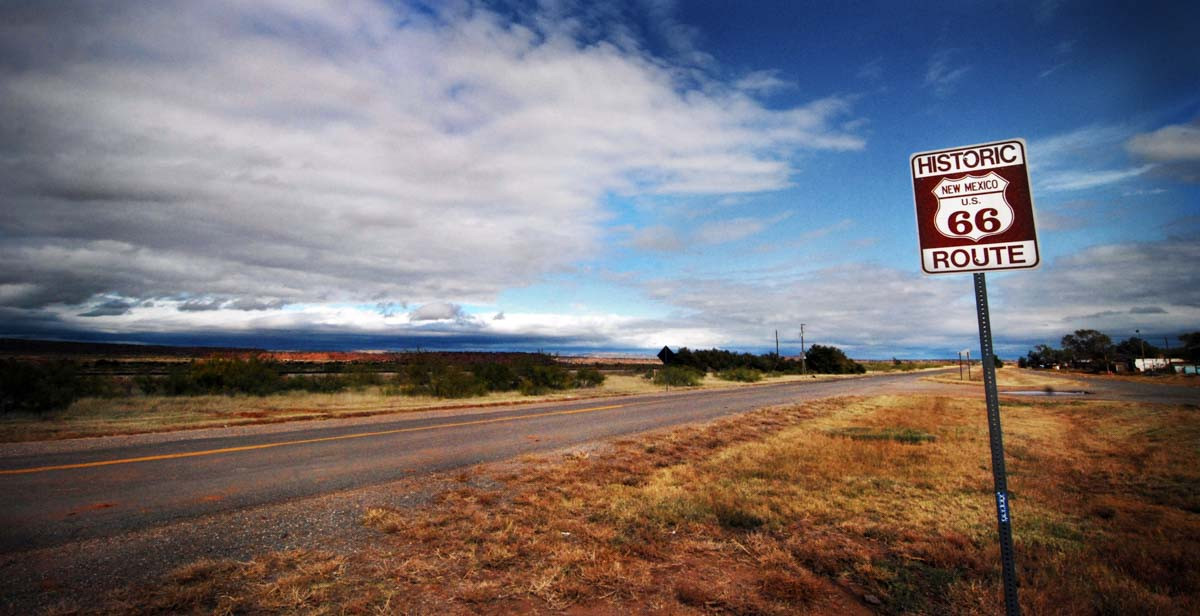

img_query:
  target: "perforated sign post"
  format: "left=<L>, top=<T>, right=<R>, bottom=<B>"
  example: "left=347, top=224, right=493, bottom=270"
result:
left=911, top=139, right=1039, bottom=616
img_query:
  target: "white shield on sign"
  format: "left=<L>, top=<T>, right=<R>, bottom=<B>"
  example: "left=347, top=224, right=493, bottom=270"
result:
left=932, top=172, right=1014, bottom=241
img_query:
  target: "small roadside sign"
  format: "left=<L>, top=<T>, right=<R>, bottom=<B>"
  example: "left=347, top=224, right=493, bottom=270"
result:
left=911, top=139, right=1039, bottom=275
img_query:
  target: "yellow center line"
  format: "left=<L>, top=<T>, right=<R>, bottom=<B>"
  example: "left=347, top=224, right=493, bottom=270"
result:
left=0, top=403, right=628, bottom=476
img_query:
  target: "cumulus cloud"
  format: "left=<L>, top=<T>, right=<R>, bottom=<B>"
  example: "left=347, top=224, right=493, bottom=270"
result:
left=409, top=302, right=465, bottom=322
left=999, top=238, right=1200, bottom=340
left=623, top=237, right=1200, bottom=357
left=1127, top=120, right=1200, bottom=182
left=1127, top=122, right=1200, bottom=161
left=0, top=0, right=866, bottom=320
left=637, top=263, right=977, bottom=356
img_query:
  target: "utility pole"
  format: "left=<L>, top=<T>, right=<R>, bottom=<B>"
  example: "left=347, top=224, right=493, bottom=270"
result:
left=800, top=324, right=807, bottom=375
left=774, top=330, right=780, bottom=372
left=1136, top=329, right=1146, bottom=371
left=967, top=350, right=972, bottom=380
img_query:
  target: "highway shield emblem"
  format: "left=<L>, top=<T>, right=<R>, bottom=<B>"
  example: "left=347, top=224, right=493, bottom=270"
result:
left=932, top=171, right=1013, bottom=242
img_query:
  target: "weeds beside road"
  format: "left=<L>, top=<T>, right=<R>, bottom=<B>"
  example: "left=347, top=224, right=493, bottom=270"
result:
left=0, top=372, right=869, bottom=443
left=922, top=367, right=1088, bottom=389
left=61, top=391, right=1200, bottom=615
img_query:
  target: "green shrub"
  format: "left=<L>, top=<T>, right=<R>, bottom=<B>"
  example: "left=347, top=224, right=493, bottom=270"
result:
left=402, top=360, right=485, bottom=398
left=135, top=357, right=287, bottom=396
left=476, top=362, right=519, bottom=392
left=717, top=367, right=762, bottom=382
left=517, top=363, right=572, bottom=395
left=188, top=357, right=284, bottom=396
left=804, top=345, right=866, bottom=374
left=0, top=359, right=84, bottom=414
left=287, top=374, right=350, bottom=393
left=653, top=366, right=704, bottom=387
left=574, top=367, right=606, bottom=388
left=344, top=363, right=384, bottom=389
left=432, top=368, right=486, bottom=398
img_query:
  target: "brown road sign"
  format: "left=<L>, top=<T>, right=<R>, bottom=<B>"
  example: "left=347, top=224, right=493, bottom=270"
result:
left=911, top=139, right=1039, bottom=275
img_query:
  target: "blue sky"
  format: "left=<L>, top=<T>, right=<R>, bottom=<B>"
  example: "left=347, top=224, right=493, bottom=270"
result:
left=0, top=0, right=1196, bottom=358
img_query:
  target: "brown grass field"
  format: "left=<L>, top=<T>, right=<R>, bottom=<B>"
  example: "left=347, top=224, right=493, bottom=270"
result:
left=922, top=367, right=1088, bottom=390
left=49, top=392, right=1200, bottom=615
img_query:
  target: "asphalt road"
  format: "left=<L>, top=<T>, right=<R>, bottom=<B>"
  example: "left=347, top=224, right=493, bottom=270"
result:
left=0, top=371, right=955, bottom=555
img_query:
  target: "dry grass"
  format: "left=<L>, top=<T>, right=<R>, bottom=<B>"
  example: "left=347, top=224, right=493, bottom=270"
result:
left=1075, top=371, right=1199, bottom=388
left=47, top=550, right=354, bottom=615
left=67, top=393, right=1200, bottom=614
left=922, top=366, right=1086, bottom=390
left=862, top=360, right=954, bottom=373
left=0, top=372, right=862, bottom=442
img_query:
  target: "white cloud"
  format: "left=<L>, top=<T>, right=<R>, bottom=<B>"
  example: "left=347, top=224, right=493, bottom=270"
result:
left=1030, top=123, right=1155, bottom=192
left=409, top=302, right=465, bottom=322
left=924, top=50, right=970, bottom=96
left=1038, top=62, right=1069, bottom=79
left=694, top=217, right=768, bottom=245
left=694, top=212, right=792, bottom=246
left=1040, top=165, right=1154, bottom=191
left=1127, top=121, right=1200, bottom=182
left=0, top=0, right=866, bottom=318
left=1128, top=123, right=1200, bottom=161
left=621, top=237, right=1200, bottom=356
left=1031, top=124, right=1131, bottom=168
left=734, top=70, right=791, bottom=93
left=999, top=238, right=1200, bottom=340
left=628, top=225, right=684, bottom=252
left=25, top=237, right=1196, bottom=358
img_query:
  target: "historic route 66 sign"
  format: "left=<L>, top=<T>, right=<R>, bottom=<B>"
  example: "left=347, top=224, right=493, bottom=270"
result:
left=911, top=139, right=1040, bottom=275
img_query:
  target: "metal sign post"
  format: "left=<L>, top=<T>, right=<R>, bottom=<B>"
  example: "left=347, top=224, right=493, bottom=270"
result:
left=974, top=272, right=1020, bottom=616
left=911, top=138, right=1041, bottom=616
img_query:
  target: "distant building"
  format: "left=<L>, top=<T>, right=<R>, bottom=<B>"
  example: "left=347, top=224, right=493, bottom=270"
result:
left=1133, top=357, right=1199, bottom=374
left=1134, top=358, right=1170, bottom=372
